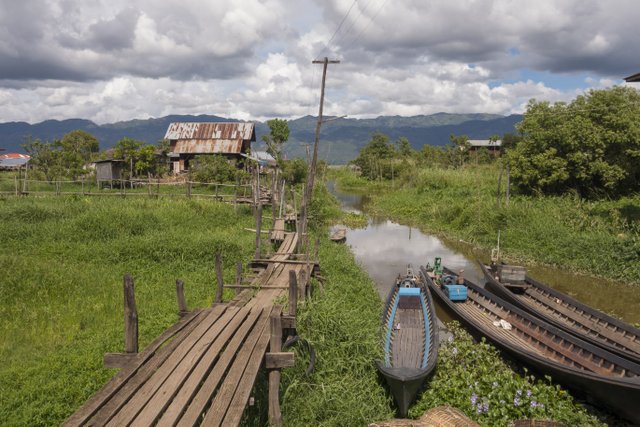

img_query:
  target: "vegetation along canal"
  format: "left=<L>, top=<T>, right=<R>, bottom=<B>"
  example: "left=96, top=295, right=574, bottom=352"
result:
left=327, top=180, right=640, bottom=327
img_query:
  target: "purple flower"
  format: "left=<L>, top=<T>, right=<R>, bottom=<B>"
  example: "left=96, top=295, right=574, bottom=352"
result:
left=452, top=347, right=458, bottom=356
left=526, top=390, right=532, bottom=398
left=514, top=397, right=521, bottom=407
left=470, top=393, right=478, bottom=405
left=476, top=403, right=483, bottom=414
left=530, top=401, right=538, bottom=408
left=448, top=335, right=453, bottom=343
left=482, top=402, right=489, bottom=413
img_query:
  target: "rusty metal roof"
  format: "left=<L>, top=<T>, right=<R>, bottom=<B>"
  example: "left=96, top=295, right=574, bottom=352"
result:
left=172, top=139, right=246, bottom=155
left=164, top=122, right=255, bottom=141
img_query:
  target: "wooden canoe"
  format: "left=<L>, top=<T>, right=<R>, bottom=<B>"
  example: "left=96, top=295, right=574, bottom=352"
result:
left=480, top=262, right=640, bottom=364
left=376, top=272, right=438, bottom=417
left=420, top=265, right=640, bottom=425
left=330, top=228, right=346, bottom=243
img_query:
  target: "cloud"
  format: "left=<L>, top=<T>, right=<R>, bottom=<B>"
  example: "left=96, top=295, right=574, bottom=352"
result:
left=0, top=0, right=636, bottom=124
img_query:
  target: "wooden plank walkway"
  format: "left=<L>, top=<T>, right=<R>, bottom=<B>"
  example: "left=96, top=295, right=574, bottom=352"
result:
left=64, top=231, right=312, bottom=427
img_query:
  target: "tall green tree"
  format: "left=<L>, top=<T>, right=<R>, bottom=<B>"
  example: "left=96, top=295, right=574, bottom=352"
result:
left=262, top=118, right=289, bottom=162
left=57, top=130, right=99, bottom=178
left=353, top=132, right=395, bottom=179
left=450, top=134, right=470, bottom=168
left=509, top=86, right=640, bottom=197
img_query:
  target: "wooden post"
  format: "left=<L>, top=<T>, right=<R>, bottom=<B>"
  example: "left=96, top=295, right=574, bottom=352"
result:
left=123, top=274, right=138, bottom=354
left=14, top=175, right=18, bottom=196
left=279, top=180, right=286, bottom=218
left=214, top=253, right=224, bottom=304
left=255, top=203, right=262, bottom=260
left=288, top=270, right=297, bottom=317
left=176, top=279, right=188, bottom=316
left=298, top=269, right=306, bottom=301
left=506, top=163, right=511, bottom=208
left=235, top=261, right=243, bottom=296
left=268, top=312, right=283, bottom=427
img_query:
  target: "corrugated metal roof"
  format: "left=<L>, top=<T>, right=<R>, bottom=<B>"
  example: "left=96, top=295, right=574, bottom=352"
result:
left=172, top=139, right=245, bottom=154
left=625, top=72, right=640, bottom=83
left=0, top=153, right=30, bottom=167
left=164, top=122, right=255, bottom=141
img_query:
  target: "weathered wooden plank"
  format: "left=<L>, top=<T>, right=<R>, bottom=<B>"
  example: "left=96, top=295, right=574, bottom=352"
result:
left=265, top=352, right=294, bottom=369
left=177, top=305, right=272, bottom=426
left=223, top=306, right=283, bottom=427
left=63, top=309, right=204, bottom=426
left=103, top=352, right=139, bottom=369
left=131, top=303, right=256, bottom=426
left=157, top=306, right=264, bottom=426
left=199, top=305, right=276, bottom=426
left=105, top=305, right=229, bottom=426
left=214, top=253, right=224, bottom=304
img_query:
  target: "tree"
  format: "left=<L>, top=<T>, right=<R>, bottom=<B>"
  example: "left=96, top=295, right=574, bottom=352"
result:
left=509, top=86, right=640, bottom=197
left=262, top=119, right=289, bottom=162
left=281, top=158, right=308, bottom=185
left=352, top=132, right=396, bottom=179
left=395, top=137, right=415, bottom=158
left=57, top=130, right=99, bottom=178
left=449, top=134, right=470, bottom=167
left=21, top=137, right=63, bottom=181
left=113, top=137, right=144, bottom=179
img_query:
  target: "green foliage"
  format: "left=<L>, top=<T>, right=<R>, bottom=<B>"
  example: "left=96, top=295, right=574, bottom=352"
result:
left=450, top=134, right=471, bottom=167
left=0, top=197, right=256, bottom=426
left=190, top=155, right=238, bottom=183
left=510, top=86, right=640, bottom=197
left=412, top=323, right=602, bottom=426
left=280, top=158, right=308, bottom=185
left=395, top=136, right=415, bottom=157
left=21, top=130, right=100, bottom=180
left=262, top=118, right=290, bottom=162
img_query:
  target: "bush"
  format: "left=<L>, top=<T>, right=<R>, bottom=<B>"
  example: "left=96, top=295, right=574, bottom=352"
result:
left=190, top=155, right=238, bottom=183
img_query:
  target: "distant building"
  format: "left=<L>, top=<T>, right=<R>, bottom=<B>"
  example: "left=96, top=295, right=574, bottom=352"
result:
left=467, top=139, right=502, bottom=155
left=95, top=159, right=125, bottom=186
left=245, top=151, right=276, bottom=167
left=164, top=122, right=255, bottom=174
left=0, top=153, right=30, bottom=169
left=624, top=73, right=640, bottom=83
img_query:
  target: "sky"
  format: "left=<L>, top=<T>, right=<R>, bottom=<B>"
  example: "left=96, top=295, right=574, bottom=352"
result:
left=0, top=0, right=638, bottom=124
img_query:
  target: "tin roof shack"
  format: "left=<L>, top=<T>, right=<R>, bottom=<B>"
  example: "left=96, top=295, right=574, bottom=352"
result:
left=164, top=122, right=255, bottom=174
left=0, top=153, right=30, bottom=170
left=95, top=159, right=125, bottom=187
left=467, top=139, right=502, bottom=155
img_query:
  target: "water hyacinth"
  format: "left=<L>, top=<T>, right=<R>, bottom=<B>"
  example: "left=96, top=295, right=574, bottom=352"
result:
left=527, top=389, right=532, bottom=398
left=514, top=396, right=521, bottom=407
left=470, top=392, right=478, bottom=405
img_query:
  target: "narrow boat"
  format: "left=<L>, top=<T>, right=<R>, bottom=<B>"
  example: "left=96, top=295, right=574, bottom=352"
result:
left=480, top=262, right=640, bottom=364
left=421, top=264, right=640, bottom=425
left=375, top=267, right=438, bottom=417
left=330, top=228, right=346, bottom=243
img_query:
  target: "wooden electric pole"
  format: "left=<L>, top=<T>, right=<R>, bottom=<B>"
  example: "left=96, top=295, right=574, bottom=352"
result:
left=300, top=57, right=340, bottom=237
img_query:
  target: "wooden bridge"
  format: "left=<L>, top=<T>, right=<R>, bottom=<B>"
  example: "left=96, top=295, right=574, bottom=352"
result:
left=64, top=230, right=317, bottom=427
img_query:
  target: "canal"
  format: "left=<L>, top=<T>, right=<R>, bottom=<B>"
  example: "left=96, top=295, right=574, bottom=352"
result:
left=327, top=181, right=640, bottom=326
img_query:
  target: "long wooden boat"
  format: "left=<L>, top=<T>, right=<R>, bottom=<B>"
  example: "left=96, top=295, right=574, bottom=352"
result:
left=480, top=262, right=640, bottom=364
left=375, top=269, right=438, bottom=417
left=420, top=265, right=640, bottom=424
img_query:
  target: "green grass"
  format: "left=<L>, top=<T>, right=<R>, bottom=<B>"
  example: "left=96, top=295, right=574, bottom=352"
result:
left=329, top=165, right=640, bottom=284
left=0, top=196, right=257, bottom=426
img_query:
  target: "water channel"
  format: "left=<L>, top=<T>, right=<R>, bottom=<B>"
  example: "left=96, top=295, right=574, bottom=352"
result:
left=327, top=181, right=640, bottom=326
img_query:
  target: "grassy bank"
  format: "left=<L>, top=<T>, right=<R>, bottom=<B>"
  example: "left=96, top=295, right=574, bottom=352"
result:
left=329, top=165, right=640, bottom=285
left=0, top=196, right=257, bottom=426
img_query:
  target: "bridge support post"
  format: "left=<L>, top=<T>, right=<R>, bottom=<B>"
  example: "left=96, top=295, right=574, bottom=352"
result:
left=175, top=279, right=188, bottom=316
left=214, top=253, right=224, bottom=304
left=268, top=312, right=283, bottom=427
left=124, top=274, right=138, bottom=354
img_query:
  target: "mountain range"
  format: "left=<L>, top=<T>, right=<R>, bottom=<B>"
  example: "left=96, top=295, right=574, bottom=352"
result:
left=0, top=113, right=523, bottom=164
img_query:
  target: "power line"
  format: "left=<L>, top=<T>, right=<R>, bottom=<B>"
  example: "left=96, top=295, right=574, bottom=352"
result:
left=314, top=0, right=358, bottom=60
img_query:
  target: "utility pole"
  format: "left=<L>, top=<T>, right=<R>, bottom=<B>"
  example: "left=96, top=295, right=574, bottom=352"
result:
left=300, top=57, right=340, bottom=237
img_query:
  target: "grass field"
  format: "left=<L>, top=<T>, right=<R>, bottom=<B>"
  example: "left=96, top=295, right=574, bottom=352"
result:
left=0, top=188, right=605, bottom=426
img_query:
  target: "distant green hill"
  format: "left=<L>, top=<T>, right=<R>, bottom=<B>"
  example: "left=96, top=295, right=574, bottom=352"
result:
left=0, top=113, right=522, bottom=164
